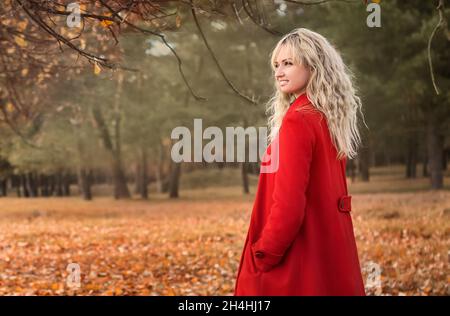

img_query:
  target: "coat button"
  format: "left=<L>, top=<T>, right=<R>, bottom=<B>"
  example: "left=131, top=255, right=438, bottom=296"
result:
left=255, top=251, right=265, bottom=259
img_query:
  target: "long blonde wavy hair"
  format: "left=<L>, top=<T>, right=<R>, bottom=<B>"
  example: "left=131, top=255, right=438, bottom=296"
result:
left=266, top=28, right=366, bottom=160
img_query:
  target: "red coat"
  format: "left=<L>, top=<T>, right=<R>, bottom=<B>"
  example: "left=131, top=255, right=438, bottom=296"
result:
left=234, top=93, right=366, bottom=296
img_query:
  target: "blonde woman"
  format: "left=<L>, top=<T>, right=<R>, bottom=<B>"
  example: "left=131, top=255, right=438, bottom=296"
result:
left=234, top=28, right=367, bottom=295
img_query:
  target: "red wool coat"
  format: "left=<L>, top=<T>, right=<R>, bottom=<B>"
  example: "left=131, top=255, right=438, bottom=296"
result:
left=234, top=93, right=366, bottom=296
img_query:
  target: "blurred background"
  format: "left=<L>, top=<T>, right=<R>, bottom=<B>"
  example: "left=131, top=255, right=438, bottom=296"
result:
left=0, top=0, right=449, bottom=296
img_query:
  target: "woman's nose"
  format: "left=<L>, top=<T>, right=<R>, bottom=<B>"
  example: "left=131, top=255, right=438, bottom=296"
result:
left=275, top=67, right=285, bottom=79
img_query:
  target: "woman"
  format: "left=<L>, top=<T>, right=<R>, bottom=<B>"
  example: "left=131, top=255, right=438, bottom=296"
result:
left=234, top=28, right=367, bottom=296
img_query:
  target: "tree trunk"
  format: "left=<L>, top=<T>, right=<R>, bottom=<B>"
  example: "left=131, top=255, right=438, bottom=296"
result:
left=78, top=168, right=92, bottom=200
left=404, top=98, right=419, bottom=178
left=155, top=165, right=162, bottom=194
left=91, top=103, right=130, bottom=199
left=21, top=174, right=29, bottom=197
left=25, top=172, right=37, bottom=197
left=348, top=159, right=357, bottom=183
left=405, top=133, right=418, bottom=178
left=0, top=178, right=7, bottom=196
left=426, top=112, right=444, bottom=189
left=168, top=161, right=181, bottom=199
left=241, top=162, right=250, bottom=194
left=55, top=171, right=64, bottom=197
left=155, top=141, right=165, bottom=194
left=75, top=134, right=92, bottom=200
left=134, top=161, right=141, bottom=195
left=139, top=146, right=148, bottom=199
left=359, top=145, right=370, bottom=182
left=11, top=175, right=22, bottom=197
left=242, top=118, right=250, bottom=194
left=62, top=172, right=71, bottom=196
left=40, top=174, right=48, bottom=196
left=112, top=72, right=130, bottom=199
left=33, top=172, right=40, bottom=196
left=422, top=140, right=429, bottom=177
left=155, top=165, right=163, bottom=194
left=112, top=158, right=130, bottom=199
left=357, top=127, right=371, bottom=182
left=443, top=148, right=448, bottom=171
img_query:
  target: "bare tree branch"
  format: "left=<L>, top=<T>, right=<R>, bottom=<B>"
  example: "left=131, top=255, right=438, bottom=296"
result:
left=190, top=0, right=257, bottom=105
left=241, top=0, right=282, bottom=36
left=428, top=0, right=449, bottom=95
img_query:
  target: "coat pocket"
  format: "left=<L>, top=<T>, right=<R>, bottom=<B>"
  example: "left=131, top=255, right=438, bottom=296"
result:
left=337, top=195, right=352, bottom=213
left=250, top=241, right=283, bottom=273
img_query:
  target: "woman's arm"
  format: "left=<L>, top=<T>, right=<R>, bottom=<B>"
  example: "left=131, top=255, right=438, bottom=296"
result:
left=251, top=112, right=315, bottom=272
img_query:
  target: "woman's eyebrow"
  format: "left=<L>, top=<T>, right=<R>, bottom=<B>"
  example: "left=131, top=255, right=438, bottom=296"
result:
left=274, top=58, right=293, bottom=64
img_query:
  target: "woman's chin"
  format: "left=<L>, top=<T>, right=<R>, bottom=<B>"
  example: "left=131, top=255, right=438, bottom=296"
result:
left=279, top=87, right=292, bottom=94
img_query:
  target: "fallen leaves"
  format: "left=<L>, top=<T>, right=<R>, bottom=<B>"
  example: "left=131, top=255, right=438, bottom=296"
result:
left=0, top=190, right=448, bottom=296
left=353, top=191, right=450, bottom=296
left=14, top=35, right=27, bottom=47
left=0, top=197, right=250, bottom=296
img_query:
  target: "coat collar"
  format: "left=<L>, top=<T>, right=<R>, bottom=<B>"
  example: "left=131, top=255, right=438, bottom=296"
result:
left=288, top=93, right=312, bottom=112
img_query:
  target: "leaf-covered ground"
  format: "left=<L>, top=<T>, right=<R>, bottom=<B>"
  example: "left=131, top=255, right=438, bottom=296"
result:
left=0, top=187, right=448, bottom=296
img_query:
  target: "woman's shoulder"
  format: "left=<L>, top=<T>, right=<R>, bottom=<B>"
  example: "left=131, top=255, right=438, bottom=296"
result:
left=285, top=102, right=325, bottom=128
left=280, top=105, right=322, bottom=144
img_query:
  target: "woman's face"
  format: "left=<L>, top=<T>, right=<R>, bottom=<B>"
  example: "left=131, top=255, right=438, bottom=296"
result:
left=273, top=45, right=311, bottom=98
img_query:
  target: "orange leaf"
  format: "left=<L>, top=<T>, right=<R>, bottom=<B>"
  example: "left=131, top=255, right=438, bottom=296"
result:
left=14, top=36, right=27, bottom=47
left=6, top=102, right=15, bottom=113
left=100, top=20, right=113, bottom=28
left=94, top=63, right=101, bottom=75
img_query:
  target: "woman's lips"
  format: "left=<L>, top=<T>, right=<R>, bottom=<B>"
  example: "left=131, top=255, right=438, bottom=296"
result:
left=279, top=80, right=289, bottom=86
